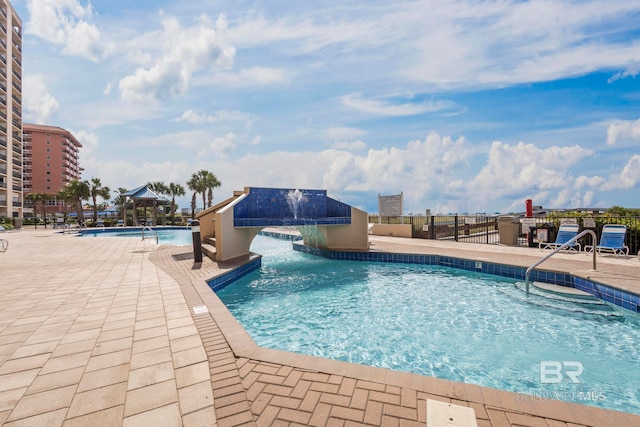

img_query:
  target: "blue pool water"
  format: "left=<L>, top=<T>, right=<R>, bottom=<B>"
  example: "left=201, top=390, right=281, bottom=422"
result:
left=217, top=235, right=640, bottom=415
left=79, top=227, right=192, bottom=245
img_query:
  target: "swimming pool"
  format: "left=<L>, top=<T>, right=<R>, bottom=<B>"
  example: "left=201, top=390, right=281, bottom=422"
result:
left=216, top=235, right=640, bottom=415
left=78, top=227, right=192, bottom=245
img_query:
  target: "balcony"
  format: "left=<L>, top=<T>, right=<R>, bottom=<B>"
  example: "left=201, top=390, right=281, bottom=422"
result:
left=0, top=182, right=5, bottom=188
left=11, top=95, right=21, bottom=105
left=13, top=201, right=21, bottom=207
left=12, top=184, right=20, bottom=191
left=12, top=55, right=21, bottom=68
left=0, top=8, right=7, bottom=18
left=0, top=153, right=5, bottom=161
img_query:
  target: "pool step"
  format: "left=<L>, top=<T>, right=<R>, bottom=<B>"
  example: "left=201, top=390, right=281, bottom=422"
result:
left=513, top=281, right=622, bottom=317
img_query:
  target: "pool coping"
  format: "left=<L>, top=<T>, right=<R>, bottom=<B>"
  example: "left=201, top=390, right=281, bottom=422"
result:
left=153, top=237, right=640, bottom=426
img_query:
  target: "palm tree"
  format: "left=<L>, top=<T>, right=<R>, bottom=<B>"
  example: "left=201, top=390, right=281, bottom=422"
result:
left=188, top=170, right=221, bottom=211
left=25, top=192, right=50, bottom=229
left=89, top=178, right=111, bottom=224
left=64, top=179, right=90, bottom=225
left=187, top=174, right=202, bottom=219
left=148, top=181, right=170, bottom=225
left=190, top=193, right=197, bottom=220
left=167, top=182, right=186, bottom=225
left=56, top=187, right=76, bottom=223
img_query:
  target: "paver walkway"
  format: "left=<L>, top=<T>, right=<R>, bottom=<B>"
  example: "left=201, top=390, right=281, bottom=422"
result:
left=1, top=228, right=639, bottom=426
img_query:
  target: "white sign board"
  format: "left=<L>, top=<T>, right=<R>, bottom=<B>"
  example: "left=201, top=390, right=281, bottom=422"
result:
left=521, top=218, right=536, bottom=233
left=378, top=193, right=403, bottom=217
left=560, top=218, right=578, bottom=225
left=583, top=218, right=596, bottom=228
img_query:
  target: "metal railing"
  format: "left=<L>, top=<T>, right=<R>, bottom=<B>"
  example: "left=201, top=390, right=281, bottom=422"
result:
left=524, top=229, right=597, bottom=296
left=372, top=214, right=640, bottom=255
left=141, top=226, right=158, bottom=243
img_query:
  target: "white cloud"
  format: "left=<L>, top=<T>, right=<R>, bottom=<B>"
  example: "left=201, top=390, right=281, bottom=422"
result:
left=600, top=154, right=640, bottom=190
left=608, top=62, right=640, bottom=83
left=468, top=141, right=595, bottom=207
left=25, top=0, right=110, bottom=61
left=606, top=119, right=640, bottom=145
left=118, top=14, right=236, bottom=104
left=23, top=74, right=59, bottom=124
left=205, top=67, right=288, bottom=87
left=327, top=127, right=367, bottom=151
left=73, top=130, right=99, bottom=157
left=173, top=109, right=252, bottom=125
left=341, top=93, right=454, bottom=116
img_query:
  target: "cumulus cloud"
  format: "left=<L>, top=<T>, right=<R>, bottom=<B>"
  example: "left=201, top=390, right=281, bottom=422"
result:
left=468, top=141, right=595, bottom=205
left=327, top=127, right=367, bottom=151
left=600, top=154, right=640, bottom=190
left=341, top=93, right=455, bottom=116
left=119, top=14, right=236, bottom=104
left=23, top=75, right=59, bottom=124
left=606, top=118, right=640, bottom=145
left=25, top=0, right=110, bottom=61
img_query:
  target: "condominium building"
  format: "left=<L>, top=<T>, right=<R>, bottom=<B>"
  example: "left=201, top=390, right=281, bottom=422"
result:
left=22, top=124, right=83, bottom=215
left=0, top=0, right=21, bottom=219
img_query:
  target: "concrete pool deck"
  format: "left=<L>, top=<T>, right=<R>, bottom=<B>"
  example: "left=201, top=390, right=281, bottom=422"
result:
left=0, top=228, right=638, bottom=427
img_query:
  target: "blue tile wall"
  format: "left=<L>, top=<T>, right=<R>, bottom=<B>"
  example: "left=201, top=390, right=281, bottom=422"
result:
left=207, top=257, right=262, bottom=292
left=233, top=187, right=352, bottom=227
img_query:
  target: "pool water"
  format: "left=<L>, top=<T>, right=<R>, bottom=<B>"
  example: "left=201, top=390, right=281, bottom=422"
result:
left=79, top=228, right=193, bottom=245
left=216, top=235, right=640, bottom=415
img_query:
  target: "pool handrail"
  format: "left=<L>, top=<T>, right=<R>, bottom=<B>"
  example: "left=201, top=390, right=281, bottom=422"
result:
left=525, top=229, right=597, bottom=296
left=141, top=226, right=159, bottom=244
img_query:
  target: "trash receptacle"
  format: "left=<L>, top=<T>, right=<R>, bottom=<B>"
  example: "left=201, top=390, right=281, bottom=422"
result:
left=12, top=218, right=22, bottom=229
left=498, top=215, right=520, bottom=246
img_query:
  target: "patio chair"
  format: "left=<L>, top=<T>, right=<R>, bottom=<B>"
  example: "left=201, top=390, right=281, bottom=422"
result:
left=585, top=224, right=629, bottom=257
left=539, top=224, right=581, bottom=251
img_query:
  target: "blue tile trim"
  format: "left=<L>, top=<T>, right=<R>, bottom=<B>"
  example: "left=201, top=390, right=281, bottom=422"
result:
left=207, top=257, right=262, bottom=293
left=206, top=242, right=639, bottom=314
left=290, top=245, right=638, bottom=313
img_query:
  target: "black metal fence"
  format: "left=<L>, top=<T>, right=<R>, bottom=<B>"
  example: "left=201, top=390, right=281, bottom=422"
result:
left=369, top=215, right=640, bottom=255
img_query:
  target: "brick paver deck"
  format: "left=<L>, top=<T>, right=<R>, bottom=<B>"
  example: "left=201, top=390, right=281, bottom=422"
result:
left=1, top=228, right=639, bottom=426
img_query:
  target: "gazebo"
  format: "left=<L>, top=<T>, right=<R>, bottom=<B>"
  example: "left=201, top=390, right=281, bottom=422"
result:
left=121, top=185, right=169, bottom=226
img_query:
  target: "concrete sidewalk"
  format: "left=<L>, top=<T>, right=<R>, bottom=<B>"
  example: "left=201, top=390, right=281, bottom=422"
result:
left=1, top=228, right=639, bottom=426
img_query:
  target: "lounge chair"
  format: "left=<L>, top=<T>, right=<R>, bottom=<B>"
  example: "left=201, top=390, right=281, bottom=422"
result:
left=539, top=224, right=581, bottom=251
left=585, top=224, right=629, bottom=257
left=116, top=219, right=124, bottom=227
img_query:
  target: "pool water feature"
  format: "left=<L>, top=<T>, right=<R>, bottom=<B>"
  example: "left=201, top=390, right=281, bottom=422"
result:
left=216, top=235, right=640, bottom=415
left=79, top=227, right=192, bottom=245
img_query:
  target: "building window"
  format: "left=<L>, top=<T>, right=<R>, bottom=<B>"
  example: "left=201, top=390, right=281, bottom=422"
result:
left=46, top=186, right=51, bottom=190
left=46, top=156, right=51, bottom=160
left=46, top=171, right=51, bottom=175
left=46, top=178, right=51, bottom=182
left=46, top=148, right=51, bottom=152
left=46, top=141, right=51, bottom=144
left=46, top=164, right=50, bottom=168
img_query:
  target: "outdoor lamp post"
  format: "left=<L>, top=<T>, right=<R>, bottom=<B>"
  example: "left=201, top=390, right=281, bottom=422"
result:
left=191, top=220, right=202, bottom=263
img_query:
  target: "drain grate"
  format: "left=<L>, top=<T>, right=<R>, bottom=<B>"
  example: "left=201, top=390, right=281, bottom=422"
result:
left=426, top=399, right=478, bottom=427
left=192, top=305, right=209, bottom=314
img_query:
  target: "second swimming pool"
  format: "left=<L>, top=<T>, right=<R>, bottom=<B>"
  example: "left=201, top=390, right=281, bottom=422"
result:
left=216, top=236, right=640, bottom=415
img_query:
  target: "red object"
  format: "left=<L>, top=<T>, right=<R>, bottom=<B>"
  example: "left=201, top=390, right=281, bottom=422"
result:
left=526, top=199, right=533, bottom=217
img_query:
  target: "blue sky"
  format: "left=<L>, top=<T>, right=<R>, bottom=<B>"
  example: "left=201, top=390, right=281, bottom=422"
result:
left=13, top=0, right=640, bottom=214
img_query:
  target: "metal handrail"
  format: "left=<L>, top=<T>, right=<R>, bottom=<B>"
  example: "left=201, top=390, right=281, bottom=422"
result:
left=525, top=229, right=597, bottom=296
left=141, top=226, right=158, bottom=244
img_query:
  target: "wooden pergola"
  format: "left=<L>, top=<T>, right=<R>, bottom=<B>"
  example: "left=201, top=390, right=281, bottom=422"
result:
left=121, top=185, right=169, bottom=226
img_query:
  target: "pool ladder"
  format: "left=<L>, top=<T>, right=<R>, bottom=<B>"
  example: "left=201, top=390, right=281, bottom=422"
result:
left=141, top=226, right=159, bottom=244
left=525, top=229, right=597, bottom=296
